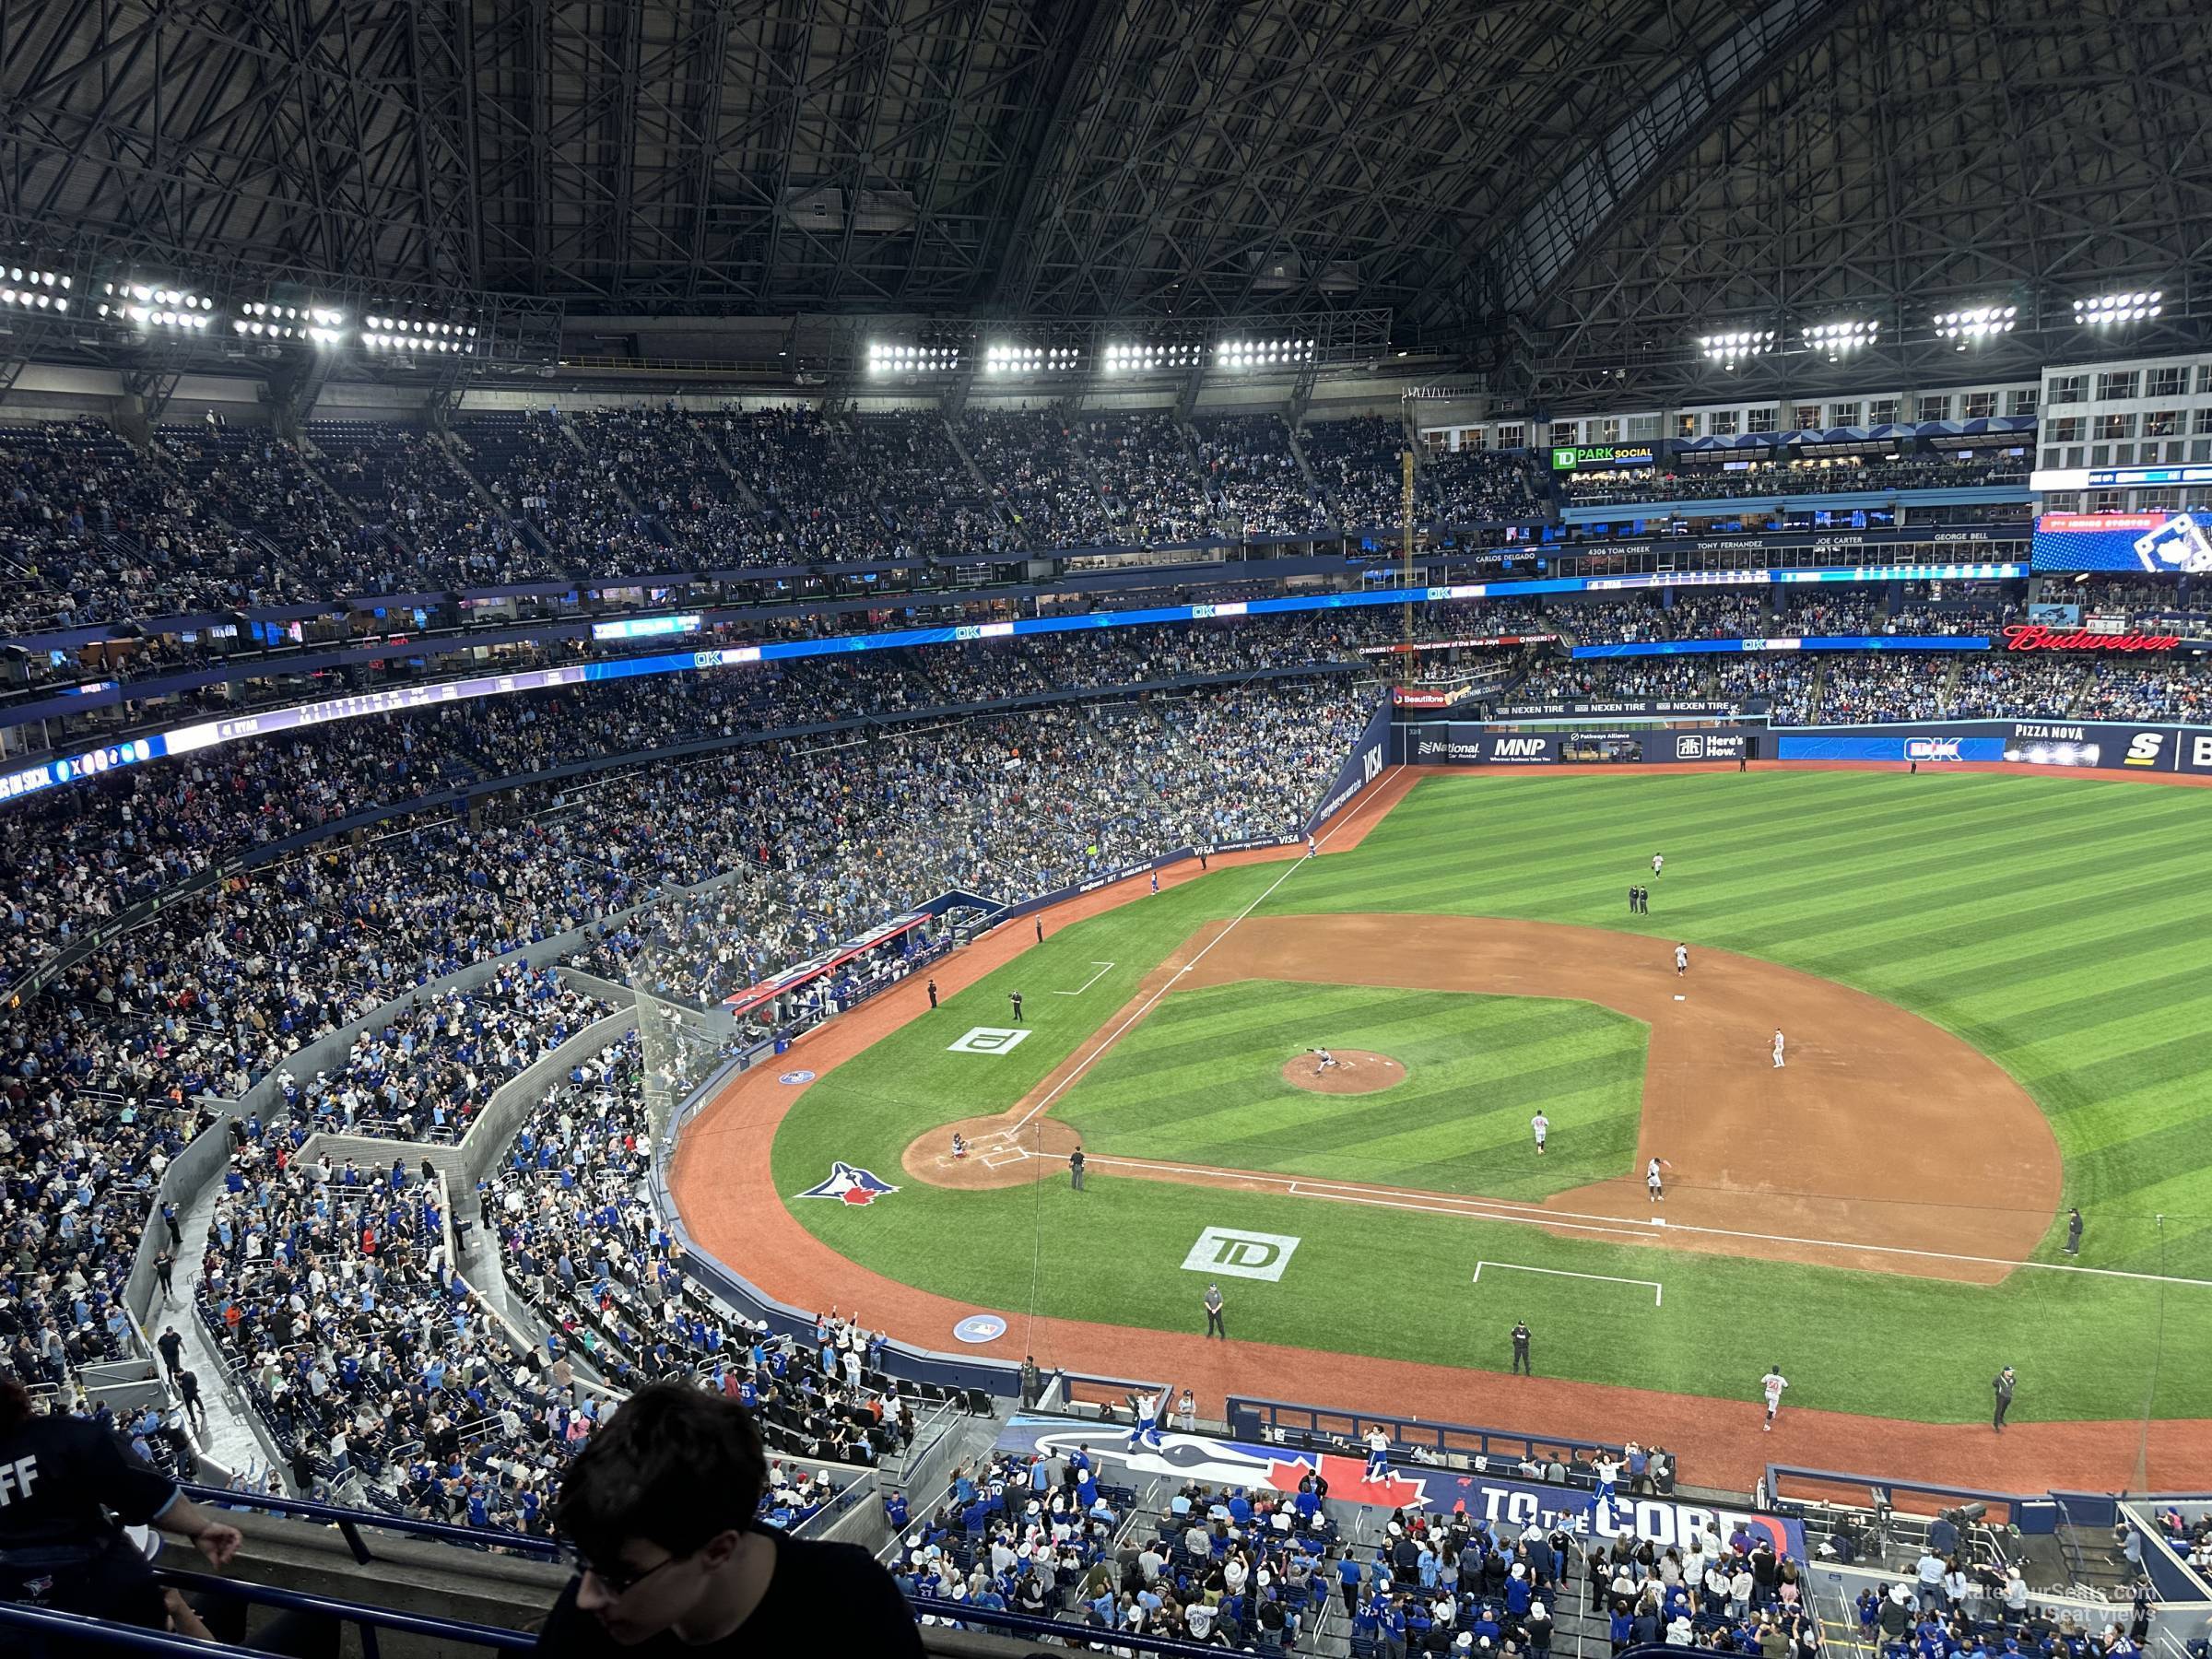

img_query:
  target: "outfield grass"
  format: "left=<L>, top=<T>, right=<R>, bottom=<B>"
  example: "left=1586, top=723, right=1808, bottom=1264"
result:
left=1055, top=980, right=1647, bottom=1201
left=768, top=769, right=2212, bottom=1425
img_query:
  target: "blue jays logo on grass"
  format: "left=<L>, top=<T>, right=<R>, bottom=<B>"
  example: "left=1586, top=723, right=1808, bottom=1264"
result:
left=796, top=1162, right=900, bottom=1207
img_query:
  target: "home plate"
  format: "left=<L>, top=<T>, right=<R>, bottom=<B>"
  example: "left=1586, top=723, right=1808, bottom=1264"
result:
left=1673, top=994, right=1685, bottom=1002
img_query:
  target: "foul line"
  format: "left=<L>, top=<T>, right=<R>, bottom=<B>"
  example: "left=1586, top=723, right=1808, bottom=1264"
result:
left=977, top=1155, right=2212, bottom=1290
left=1475, top=1259, right=1662, bottom=1307
left=1006, top=773, right=1395, bottom=1134
left=1053, top=961, right=1117, bottom=996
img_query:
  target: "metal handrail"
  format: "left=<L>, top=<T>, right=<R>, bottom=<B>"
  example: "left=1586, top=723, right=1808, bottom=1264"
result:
left=182, top=1481, right=563, bottom=1562
left=0, top=1570, right=538, bottom=1658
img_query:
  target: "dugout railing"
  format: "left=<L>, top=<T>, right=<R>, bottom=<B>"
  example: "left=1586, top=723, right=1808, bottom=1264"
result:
left=1229, top=1394, right=1636, bottom=1482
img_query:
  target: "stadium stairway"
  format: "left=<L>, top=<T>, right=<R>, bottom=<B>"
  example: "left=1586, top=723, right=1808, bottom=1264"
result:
left=441, top=426, right=567, bottom=571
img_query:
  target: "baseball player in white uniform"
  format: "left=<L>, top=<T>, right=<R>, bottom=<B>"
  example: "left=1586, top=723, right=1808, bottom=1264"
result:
left=1531, top=1111, right=1549, bottom=1155
left=1652, top=853, right=1665, bottom=877
left=1308, top=1047, right=1339, bottom=1076
left=1646, top=1156, right=1671, bottom=1203
left=1771, top=1028, right=1786, bottom=1068
left=1760, top=1367, right=1789, bottom=1431
left=1674, top=943, right=1688, bottom=977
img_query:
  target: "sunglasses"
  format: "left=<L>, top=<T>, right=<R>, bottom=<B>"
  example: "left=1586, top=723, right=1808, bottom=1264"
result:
left=568, top=1546, right=687, bottom=1597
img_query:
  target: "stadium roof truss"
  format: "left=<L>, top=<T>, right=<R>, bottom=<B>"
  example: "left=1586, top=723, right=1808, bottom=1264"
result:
left=0, top=0, right=2204, bottom=406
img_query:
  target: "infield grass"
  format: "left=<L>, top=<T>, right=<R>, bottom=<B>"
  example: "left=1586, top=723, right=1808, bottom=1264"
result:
left=1054, top=980, right=1646, bottom=1201
left=769, top=768, right=2212, bottom=1429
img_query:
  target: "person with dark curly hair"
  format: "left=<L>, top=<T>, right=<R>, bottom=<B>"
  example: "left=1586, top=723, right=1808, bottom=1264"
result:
left=534, top=1383, right=921, bottom=1653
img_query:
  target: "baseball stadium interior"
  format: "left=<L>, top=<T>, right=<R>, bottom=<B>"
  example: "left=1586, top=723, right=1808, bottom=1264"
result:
left=4, top=1, right=2212, bottom=1655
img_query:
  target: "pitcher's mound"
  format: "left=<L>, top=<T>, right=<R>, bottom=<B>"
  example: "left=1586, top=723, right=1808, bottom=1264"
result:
left=1282, top=1050, right=1406, bottom=1095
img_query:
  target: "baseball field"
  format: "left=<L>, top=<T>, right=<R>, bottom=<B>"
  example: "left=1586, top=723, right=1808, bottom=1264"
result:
left=751, top=767, right=2212, bottom=1430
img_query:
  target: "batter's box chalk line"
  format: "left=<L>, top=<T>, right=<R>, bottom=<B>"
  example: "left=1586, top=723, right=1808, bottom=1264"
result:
left=1053, top=961, right=1117, bottom=995
left=1474, top=1259, right=1663, bottom=1307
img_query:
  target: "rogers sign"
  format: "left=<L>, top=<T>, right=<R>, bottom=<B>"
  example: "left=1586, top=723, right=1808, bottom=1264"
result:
left=2002, top=624, right=2179, bottom=653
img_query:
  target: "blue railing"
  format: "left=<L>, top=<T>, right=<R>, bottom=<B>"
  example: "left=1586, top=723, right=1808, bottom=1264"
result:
left=0, top=1569, right=537, bottom=1658
left=186, top=1481, right=563, bottom=1563
left=0, top=1569, right=1300, bottom=1659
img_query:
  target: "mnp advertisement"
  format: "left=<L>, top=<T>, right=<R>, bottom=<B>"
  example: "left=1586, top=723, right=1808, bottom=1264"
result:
left=1399, top=724, right=1755, bottom=767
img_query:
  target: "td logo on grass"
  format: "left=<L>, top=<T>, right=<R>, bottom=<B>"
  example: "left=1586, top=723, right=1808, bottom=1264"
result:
left=947, top=1026, right=1031, bottom=1054
left=1182, top=1227, right=1301, bottom=1282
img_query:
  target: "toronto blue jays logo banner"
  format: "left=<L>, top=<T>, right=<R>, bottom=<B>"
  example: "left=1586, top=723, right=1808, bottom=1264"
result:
left=992, top=1415, right=1805, bottom=1557
left=794, top=1161, right=900, bottom=1206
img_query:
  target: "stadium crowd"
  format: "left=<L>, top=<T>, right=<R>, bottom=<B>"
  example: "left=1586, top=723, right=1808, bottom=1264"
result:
left=456, top=413, right=665, bottom=575
left=1818, top=658, right=1950, bottom=724
left=0, top=615, right=1411, bottom=1007
left=899, top=1446, right=1338, bottom=1649
left=2076, top=659, right=2212, bottom=722
left=307, top=420, right=556, bottom=590
left=960, top=410, right=1114, bottom=549
left=1081, top=413, right=1218, bottom=545
left=288, top=962, right=612, bottom=1144
left=0, top=418, right=325, bottom=634
left=1193, top=415, right=1330, bottom=537
left=1299, top=415, right=1410, bottom=530
left=848, top=412, right=1003, bottom=561
left=1426, top=448, right=1544, bottom=524
left=569, top=407, right=767, bottom=569
left=1512, top=659, right=1713, bottom=703
left=569, top=679, right=1375, bottom=1006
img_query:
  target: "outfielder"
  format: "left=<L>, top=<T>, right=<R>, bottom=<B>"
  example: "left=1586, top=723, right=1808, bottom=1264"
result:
left=1652, top=853, right=1665, bottom=877
left=1647, top=1155, right=1673, bottom=1204
left=1760, top=1366, right=1789, bottom=1432
left=1771, top=1028, right=1786, bottom=1069
left=1531, top=1111, right=1549, bottom=1155
left=1674, top=943, right=1688, bottom=977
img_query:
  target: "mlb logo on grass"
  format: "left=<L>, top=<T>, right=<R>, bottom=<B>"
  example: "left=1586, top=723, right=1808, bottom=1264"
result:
left=1182, top=1227, right=1301, bottom=1282
left=947, top=1025, right=1031, bottom=1055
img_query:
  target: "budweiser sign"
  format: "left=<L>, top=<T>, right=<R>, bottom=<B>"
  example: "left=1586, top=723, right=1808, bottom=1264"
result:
left=2002, top=623, right=2178, bottom=653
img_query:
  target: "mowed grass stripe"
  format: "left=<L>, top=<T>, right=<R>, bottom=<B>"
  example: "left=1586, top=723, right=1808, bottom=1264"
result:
left=1054, top=980, right=1646, bottom=1201
left=770, top=769, right=2212, bottom=1423
left=1288, top=770, right=2212, bottom=1279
